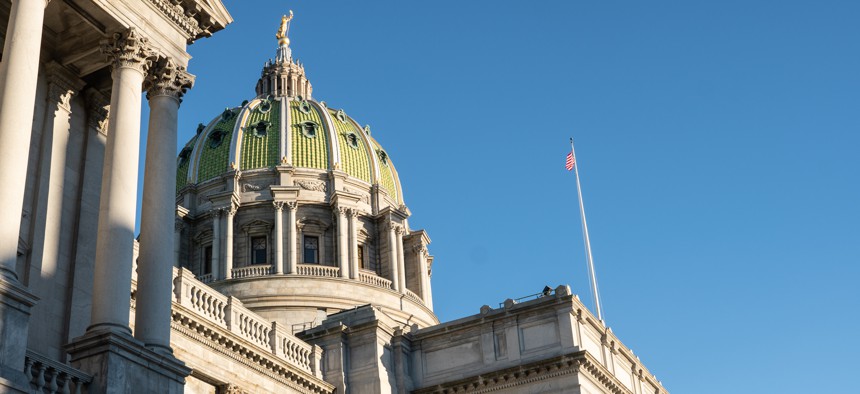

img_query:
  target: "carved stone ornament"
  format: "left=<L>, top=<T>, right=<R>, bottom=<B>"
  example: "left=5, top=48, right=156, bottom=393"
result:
left=242, top=183, right=262, bottom=192
left=85, top=90, right=110, bottom=136
left=48, top=84, right=75, bottom=113
left=101, top=28, right=157, bottom=73
left=217, top=383, right=250, bottom=394
left=209, top=208, right=224, bottom=218
left=295, top=180, right=326, bottom=192
left=146, top=58, right=195, bottom=102
left=286, top=201, right=298, bottom=210
left=145, top=0, right=202, bottom=39
left=228, top=203, right=238, bottom=216
left=272, top=201, right=285, bottom=211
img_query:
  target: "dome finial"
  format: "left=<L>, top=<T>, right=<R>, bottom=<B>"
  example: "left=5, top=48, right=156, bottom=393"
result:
left=276, top=11, right=293, bottom=47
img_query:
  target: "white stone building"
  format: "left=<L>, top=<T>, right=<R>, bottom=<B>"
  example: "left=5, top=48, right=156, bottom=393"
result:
left=0, top=1, right=668, bottom=393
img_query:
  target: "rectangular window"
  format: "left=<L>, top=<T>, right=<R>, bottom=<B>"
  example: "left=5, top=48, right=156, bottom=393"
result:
left=252, top=236, right=267, bottom=265
left=303, top=235, right=319, bottom=264
left=203, top=245, right=213, bottom=274
left=358, top=245, right=365, bottom=270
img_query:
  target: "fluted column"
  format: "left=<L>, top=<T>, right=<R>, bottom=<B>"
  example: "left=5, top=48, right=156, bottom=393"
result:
left=336, top=207, right=349, bottom=278
left=0, top=0, right=50, bottom=280
left=273, top=201, right=284, bottom=274
left=286, top=202, right=297, bottom=274
left=348, top=209, right=359, bottom=279
left=211, top=209, right=222, bottom=279
left=135, top=59, right=194, bottom=352
left=224, top=203, right=236, bottom=279
left=395, top=225, right=407, bottom=294
left=388, top=222, right=400, bottom=291
left=89, top=29, right=155, bottom=334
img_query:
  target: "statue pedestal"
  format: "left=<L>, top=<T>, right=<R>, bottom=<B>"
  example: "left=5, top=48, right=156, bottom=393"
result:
left=0, top=278, right=38, bottom=393
left=67, top=329, right=191, bottom=394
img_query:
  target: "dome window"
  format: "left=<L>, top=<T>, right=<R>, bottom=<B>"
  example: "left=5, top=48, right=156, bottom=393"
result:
left=298, top=100, right=312, bottom=114
left=178, top=147, right=192, bottom=166
left=256, top=99, right=272, bottom=114
left=220, top=108, right=235, bottom=121
left=208, top=129, right=227, bottom=148
left=336, top=109, right=347, bottom=124
left=196, top=123, right=206, bottom=135
left=346, top=133, right=359, bottom=149
left=299, top=121, right=318, bottom=138
left=377, top=149, right=388, bottom=166
left=249, top=121, right=270, bottom=137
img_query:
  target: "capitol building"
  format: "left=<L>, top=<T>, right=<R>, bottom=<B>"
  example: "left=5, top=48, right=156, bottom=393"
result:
left=0, top=1, right=668, bottom=393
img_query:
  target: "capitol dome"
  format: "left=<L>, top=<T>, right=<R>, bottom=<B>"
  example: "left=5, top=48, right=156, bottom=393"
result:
left=173, top=14, right=436, bottom=330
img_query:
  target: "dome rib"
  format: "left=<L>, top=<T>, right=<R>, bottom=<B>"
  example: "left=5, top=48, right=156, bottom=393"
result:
left=228, top=101, right=254, bottom=171
left=280, top=98, right=289, bottom=164
left=313, top=100, right=341, bottom=171
left=347, top=117, right=380, bottom=186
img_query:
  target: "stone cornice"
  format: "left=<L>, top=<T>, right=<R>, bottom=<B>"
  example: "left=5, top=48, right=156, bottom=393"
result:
left=171, top=305, right=333, bottom=393
left=413, top=351, right=632, bottom=394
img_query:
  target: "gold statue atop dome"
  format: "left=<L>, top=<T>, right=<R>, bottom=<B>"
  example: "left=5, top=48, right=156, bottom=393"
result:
left=276, top=11, right=293, bottom=46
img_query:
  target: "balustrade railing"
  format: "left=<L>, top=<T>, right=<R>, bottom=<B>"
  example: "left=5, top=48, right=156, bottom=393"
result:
left=196, top=273, right=213, bottom=283
left=171, top=268, right=321, bottom=377
left=24, top=350, right=92, bottom=394
left=358, top=270, right=393, bottom=289
left=405, top=289, right=424, bottom=305
left=296, top=264, right=340, bottom=278
left=231, top=264, right=272, bottom=279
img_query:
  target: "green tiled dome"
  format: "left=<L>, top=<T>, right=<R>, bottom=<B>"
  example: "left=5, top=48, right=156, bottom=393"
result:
left=177, top=97, right=403, bottom=203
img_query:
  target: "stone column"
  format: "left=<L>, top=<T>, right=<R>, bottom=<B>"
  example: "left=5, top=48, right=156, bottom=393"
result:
left=0, top=0, right=50, bottom=281
left=336, top=207, right=349, bottom=278
left=388, top=222, right=400, bottom=291
left=135, top=59, right=194, bottom=353
left=395, top=226, right=407, bottom=294
left=348, top=209, right=359, bottom=279
left=211, top=209, right=222, bottom=279
left=286, top=202, right=297, bottom=274
left=273, top=201, right=284, bottom=274
left=174, top=219, right=185, bottom=267
left=416, top=246, right=431, bottom=306
left=225, top=203, right=236, bottom=279
left=89, top=28, right=155, bottom=334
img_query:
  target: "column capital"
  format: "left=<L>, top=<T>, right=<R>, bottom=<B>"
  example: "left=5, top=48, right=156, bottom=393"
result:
left=391, top=222, right=404, bottom=235
left=85, top=89, right=110, bottom=136
left=272, top=201, right=285, bottom=211
left=336, top=206, right=349, bottom=216
left=209, top=207, right=224, bottom=218
left=174, top=218, right=186, bottom=232
left=286, top=201, right=298, bottom=211
left=46, top=62, right=84, bottom=113
left=101, top=28, right=157, bottom=74
left=145, top=58, right=195, bottom=103
left=347, top=208, right=360, bottom=218
left=227, top=203, right=238, bottom=216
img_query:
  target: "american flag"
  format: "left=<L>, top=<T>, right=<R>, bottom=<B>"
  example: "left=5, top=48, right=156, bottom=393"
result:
left=565, top=152, right=575, bottom=171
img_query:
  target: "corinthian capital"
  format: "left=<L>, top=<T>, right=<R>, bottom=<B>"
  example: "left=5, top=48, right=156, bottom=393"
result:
left=101, top=28, right=157, bottom=73
left=146, top=58, right=195, bottom=102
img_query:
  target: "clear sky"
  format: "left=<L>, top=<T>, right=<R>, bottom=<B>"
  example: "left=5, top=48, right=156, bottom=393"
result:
left=137, top=1, right=860, bottom=392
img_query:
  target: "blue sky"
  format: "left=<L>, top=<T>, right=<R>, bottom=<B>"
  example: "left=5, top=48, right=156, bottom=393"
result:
left=138, top=1, right=860, bottom=392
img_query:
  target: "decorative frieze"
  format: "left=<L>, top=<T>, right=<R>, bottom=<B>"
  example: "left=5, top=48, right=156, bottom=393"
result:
left=296, top=180, right=326, bottom=192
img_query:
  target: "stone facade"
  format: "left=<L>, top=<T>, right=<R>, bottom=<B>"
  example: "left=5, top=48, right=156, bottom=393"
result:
left=0, top=3, right=667, bottom=394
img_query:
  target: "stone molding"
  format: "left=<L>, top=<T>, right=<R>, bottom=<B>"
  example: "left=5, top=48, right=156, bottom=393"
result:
left=145, top=0, right=202, bottom=39
left=100, top=28, right=157, bottom=74
left=413, top=351, right=631, bottom=394
left=145, top=58, right=195, bottom=102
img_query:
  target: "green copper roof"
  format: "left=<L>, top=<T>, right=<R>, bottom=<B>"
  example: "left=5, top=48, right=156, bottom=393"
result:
left=197, top=110, right=238, bottom=183
left=369, top=137, right=400, bottom=203
left=240, top=100, right=281, bottom=170
left=176, top=133, right=198, bottom=191
left=329, top=109, right=372, bottom=183
left=290, top=100, right=329, bottom=170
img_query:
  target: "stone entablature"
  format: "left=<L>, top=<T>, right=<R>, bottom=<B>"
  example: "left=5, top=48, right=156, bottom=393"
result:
left=408, top=287, right=668, bottom=394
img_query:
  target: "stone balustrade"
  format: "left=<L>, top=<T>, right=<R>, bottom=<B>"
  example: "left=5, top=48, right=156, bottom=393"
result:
left=171, top=268, right=321, bottom=376
left=404, top=288, right=423, bottom=305
left=358, top=269, right=392, bottom=289
left=296, top=264, right=340, bottom=278
left=24, top=350, right=92, bottom=394
left=196, top=273, right=213, bottom=283
left=231, top=264, right=272, bottom=279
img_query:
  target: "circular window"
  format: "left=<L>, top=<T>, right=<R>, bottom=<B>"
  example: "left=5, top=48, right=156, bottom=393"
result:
left=208, top=130, right=225, bottom=148
left=346, top=133, right=359, bottom=149
left=377, top=149, right=388, bottom=166
left=252, top=121, right=270, bottom=137
left=257, top=100, right=272, bottom=114
left=336, top=109, right=347, bottom=123
left=300, top=121, right=318, bottom=138
left=298, top=100, right=312, bottom=114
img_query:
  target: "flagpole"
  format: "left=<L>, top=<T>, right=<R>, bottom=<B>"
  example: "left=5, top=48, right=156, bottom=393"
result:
left=570, top=137, right=603, bottom=322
